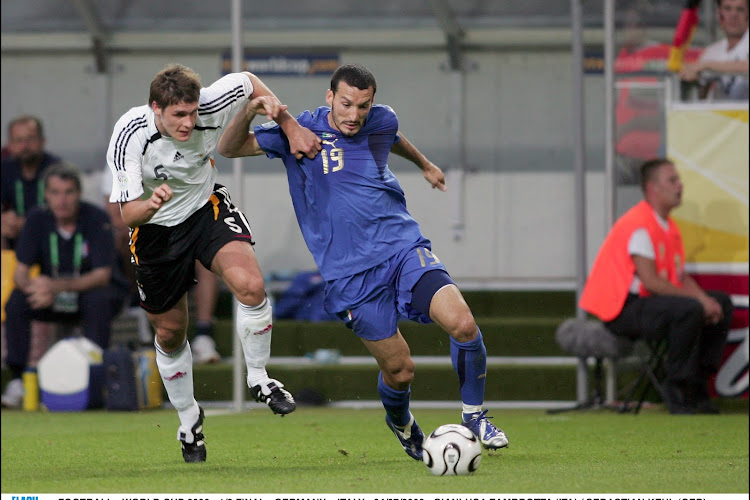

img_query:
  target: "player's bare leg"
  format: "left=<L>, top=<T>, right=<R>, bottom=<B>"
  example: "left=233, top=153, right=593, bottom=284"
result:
left=191, top=263, right=220, bottom=364
left=363, top=331, right=424, bottom=460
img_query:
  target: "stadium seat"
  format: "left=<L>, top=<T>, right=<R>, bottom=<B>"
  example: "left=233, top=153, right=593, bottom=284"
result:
left=550, top=317, right=669, bottom=414
left=617, top=337, right=668, bottom=414
left=548, top=318, right=634, bottom=414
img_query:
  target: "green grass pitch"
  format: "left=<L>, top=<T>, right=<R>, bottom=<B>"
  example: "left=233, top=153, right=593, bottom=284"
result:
left=1, top=406, right=748, bottom=494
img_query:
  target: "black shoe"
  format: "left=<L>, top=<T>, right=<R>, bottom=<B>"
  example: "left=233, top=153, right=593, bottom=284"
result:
left=250, top=379, right=296, bottom=415
left=664, top=382, right=696, bottom=415
left=694, top=399, right=720, bottom=414
left=179, top=406, right=206, bottom=463
left=690, top=382, right=720, bottom=414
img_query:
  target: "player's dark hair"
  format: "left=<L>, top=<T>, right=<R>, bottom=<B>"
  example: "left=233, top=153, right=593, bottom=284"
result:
left=639, top=158, right=672, bottom=193
left=330, top=64, right=377, bottom=95
left=7, top=115, right=44, bottom=140
left=149, top=64, right=202, bottom=109
left=43, top=162, right=82, bottom=193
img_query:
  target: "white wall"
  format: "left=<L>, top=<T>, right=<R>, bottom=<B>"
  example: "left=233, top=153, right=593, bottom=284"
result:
left=2, top=46, right=610, bottom=287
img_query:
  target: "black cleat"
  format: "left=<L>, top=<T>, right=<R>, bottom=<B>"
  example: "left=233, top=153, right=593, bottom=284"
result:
left=179, top=406, right=206, bottom=463
left=250, top=379, right=296, bottom=415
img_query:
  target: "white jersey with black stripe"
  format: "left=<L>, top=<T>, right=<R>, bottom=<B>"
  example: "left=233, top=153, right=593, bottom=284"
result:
left=106, top=72, right=253, bottom=227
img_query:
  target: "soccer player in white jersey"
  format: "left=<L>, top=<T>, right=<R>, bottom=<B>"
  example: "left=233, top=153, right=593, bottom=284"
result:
left=106, top=64, right=321, bottom=463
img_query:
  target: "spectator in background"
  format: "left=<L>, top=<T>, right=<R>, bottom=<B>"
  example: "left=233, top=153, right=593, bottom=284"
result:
left=1, top=116, right=62, bottom=250
left=679, top=0, right=749, bottom=100
left=614, top=8, right=702, bottom=184
left=1, top=163, right=129, bottom=408
left=580, top=158, right=733, bottom=415
left=191, top=264, right=221, bottom=363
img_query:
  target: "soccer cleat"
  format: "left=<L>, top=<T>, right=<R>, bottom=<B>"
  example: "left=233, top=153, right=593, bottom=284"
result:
left=385, top=412, right=424, bottom=461
left=462, top=409, right=509, bottom=450
left=191, top=335, right=220, bottom=364
left=1, top=378, right=24, bottom=409
left=250, top=379, right=296, bottom=415
left=178, top=406, right=206, bottom=463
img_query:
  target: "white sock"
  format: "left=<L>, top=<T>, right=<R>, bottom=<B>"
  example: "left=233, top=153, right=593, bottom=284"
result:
left=155, top=338, right=199, bottom=430
left=462, top=404, right=483, bottom=420
left=237, top=297, right=273, bottom=388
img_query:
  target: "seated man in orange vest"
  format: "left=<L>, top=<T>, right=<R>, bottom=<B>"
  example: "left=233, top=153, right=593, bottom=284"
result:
left=580, top=158, right=733, bottom=414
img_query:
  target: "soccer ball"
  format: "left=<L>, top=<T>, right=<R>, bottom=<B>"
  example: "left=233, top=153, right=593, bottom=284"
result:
left=422, top=424, right=482, bottom=476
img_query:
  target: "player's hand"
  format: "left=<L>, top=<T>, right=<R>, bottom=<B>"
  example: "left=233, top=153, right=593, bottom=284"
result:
left=422, top=161, right=447, bottom=192
left=248, top=95, right=288, bottom=120
left=288, top=125, right=322, bottom=160
left=148, top=183, right=173, bottom=211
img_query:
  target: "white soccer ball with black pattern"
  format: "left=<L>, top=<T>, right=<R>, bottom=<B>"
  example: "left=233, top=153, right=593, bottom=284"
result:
left=422, top=424, right=482, bottom=476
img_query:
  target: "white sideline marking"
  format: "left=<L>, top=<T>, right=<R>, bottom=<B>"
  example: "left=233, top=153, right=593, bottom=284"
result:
left=267, top=356, right=580, bottom=366
left=176, top=400, right=590, bottom=415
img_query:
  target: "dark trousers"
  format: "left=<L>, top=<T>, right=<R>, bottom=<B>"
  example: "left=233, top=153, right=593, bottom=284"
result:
left=605, top=291, right=733, bottom=387
left=4, top=285, right=127, bottom=375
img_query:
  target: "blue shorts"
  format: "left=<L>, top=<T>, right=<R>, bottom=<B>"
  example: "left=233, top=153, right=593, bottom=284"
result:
left=324, top=239, right=454, bottom=341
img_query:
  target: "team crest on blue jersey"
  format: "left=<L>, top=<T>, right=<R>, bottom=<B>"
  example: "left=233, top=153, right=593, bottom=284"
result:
left=259, top=120, right=277, bottom=129
left=321, top=132, right=336, bottom=139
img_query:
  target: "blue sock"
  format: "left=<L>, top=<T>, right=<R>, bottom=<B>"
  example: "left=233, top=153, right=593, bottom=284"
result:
left=450, top=328, right=487, bottom=407
left=377, top=371, right=411, bottom=427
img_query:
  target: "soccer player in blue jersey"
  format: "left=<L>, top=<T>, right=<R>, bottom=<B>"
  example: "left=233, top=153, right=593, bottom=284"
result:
left=218, top=63, right=508, bottom=460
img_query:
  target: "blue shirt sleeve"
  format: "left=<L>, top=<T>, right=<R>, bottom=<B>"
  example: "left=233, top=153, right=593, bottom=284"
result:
left=254, top=121, right=286, bottom=159
left=254, top=110, right=315, bottom=160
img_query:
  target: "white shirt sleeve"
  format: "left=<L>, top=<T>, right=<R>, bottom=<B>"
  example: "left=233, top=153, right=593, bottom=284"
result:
left=106, top=107, right=148, bottom=204
left=198, top=72, right=254, bottom=128
left=627, top=227, right=654, bottom=293
left=628, top=227, right=654, bottom=258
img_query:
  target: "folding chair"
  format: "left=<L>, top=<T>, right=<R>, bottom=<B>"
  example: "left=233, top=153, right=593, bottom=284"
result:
left=548, top=318, right=634, bottom=414
left=617, top=337, right=668, bottom=414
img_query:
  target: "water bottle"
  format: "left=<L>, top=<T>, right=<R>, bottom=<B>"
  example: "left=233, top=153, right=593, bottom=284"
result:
left=22, top=367, right=39, bottom=411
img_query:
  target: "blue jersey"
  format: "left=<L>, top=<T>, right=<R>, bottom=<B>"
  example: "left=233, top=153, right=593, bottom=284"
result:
left=255, top=105, right=426, bottom=280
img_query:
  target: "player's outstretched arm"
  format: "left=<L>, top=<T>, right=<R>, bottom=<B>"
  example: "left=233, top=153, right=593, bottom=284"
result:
left=119, top=183, right=173, bottom=228
left=218, top=99, right=274, bottom=158
left=242, top=72, right=321, bottom=160
left=391, top=132, right=447, bottom=192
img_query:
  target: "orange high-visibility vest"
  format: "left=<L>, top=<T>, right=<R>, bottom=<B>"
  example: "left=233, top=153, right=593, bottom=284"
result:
left=580, top=200, right=685, bottom=322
